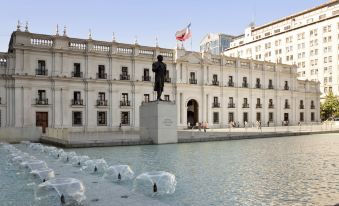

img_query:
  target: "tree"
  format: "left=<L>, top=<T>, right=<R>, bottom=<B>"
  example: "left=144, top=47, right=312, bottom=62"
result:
left=320, top=91, right=339, bottom=121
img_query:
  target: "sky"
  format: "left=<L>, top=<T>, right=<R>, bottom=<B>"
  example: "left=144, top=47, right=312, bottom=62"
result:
left=0, top=0, right=328, bottom=52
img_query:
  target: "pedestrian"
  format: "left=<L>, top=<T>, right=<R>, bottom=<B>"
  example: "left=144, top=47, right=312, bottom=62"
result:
left=203, top=122, right=207, bottom=132
left=198, top=122, right=202, bottom=131
left=267, top=121, right=270, bottom=127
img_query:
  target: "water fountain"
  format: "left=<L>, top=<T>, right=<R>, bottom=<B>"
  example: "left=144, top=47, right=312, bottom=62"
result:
left=70, top=155, right=90, bottom=167
left=81, top=159, right=108, bottom=175
left=104, top=165, right=134, bottom=182
left=35, top=178, right=86, bottom=206
left=133, top=171, right=177, bottom=196
left=30, top=168, right=55, bottom=183
left=20, top=160, right=48, bottom=171
left=60, top=152, right=77, bottom=163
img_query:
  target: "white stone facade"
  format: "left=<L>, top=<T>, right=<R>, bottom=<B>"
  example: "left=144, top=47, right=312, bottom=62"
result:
left=224, top=0, right=339, bottom=97
left=0, top=30, right=320, bottom=132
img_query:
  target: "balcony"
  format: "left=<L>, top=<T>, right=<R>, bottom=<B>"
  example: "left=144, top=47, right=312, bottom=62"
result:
left=120, top=74, right=130, bottom=80
left=142, top=76, right=151, bottom=81
left=120, top=100, right=131, bottom=107
left=255, top=84, right=261, bottom=89
left=242, top=103, right=249, bottom=108
left=242, top=82, right=248, bottom=88
left=35, top=98, right=48, bottom=105
left=72, top=71, right=83, bottom=78
left=299, top=105, right=304, bottom=109
left=96, top=100, right=108, bottom=106
left=165, top=77, right=172, bottom=83
left=268, top=104, right=274, bottom=109
left=311, top=105, right=315, bottom=109
left=189, top=79, right=197, bottom=84
left=96, top=73, right=107, bottom=79
left=268, top=85, right=274, bottom=89
left=212, top=81, right=219, bottom=86
left=228, top=103, right=235, bottom=108
left=256, top=104, right=262, bottom=108
left=284, top=104, right=290, bottom=109
left=212, top=102, right=220, bottom=108
left=72, top=99, right=84, bottom=105
left=228, top=82, right=234, bottom=87
left=35, top=68, right=48, bottom=76
left=284, top=85, right=289, bottom=90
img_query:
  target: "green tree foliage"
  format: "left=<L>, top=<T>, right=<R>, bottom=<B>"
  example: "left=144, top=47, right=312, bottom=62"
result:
left=320, top=91, right=339, bottom=120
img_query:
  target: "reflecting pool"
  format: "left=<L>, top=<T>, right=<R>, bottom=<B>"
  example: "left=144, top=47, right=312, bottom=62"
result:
left=1, top=133, right=339, bottom=205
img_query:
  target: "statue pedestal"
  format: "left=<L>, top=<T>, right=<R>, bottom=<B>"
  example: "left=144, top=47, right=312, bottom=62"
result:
left=140, top=101, right=177, bottom=144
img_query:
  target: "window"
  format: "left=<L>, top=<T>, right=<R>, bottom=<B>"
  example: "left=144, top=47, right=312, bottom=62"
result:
left=190, top=72, right=197, bottom=84
left=72, top=111, right=82, bottom=126
left=268, top=79, right=273, bottom=89
left=143, top=68, right=150, bottom=81
left=300, top=112, right=304, bottom=122
left=212, top=74, right=218, bottom=83
left=311, top=112, right=315, bottom=122
left=98, top=65, right=106, bottom=79
left=73, top=91, right=82, bottom=105
left=38, top=90, right=46, bottom=101
left=243, top=112, right=248, bottom=123
left=97, top=111, right=107, bottom=126
left=73, top=63, right=81, bottom=77
left=164, top=95, right=170, bottom=101
left=229, top=97, right=234, bottom=104
left=256, top=112, right=261, bottom=121
left=121, top=93, right=129, bottom=106
left=121, top=67, right=129, bottom=80
left=243, top=77, right=248, bottom=87
left=144, top=94, right=150, bottom=103
left=213, top=112, right=219, bottom=124
left=269, top=112, right=273, bottom=122
left=121, top=111, right=130, bottom=125
left=36, top=60, right=47, bottom=75
left=228, top=112, right=234, bottom=122
left=98, top=92, right=105, bottom=101
left=256, top=78, right=261, bottom=88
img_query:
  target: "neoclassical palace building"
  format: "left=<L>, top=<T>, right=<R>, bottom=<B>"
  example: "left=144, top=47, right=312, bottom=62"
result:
left=0, top=28, right=320, bottom=132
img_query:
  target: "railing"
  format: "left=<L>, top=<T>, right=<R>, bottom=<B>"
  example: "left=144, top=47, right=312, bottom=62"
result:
left=69, top=42, right=86, bottom=50
left=240, top=61, right=250, bottom=69
left=284, top=85, right=289, bottom=90
left=35, top=68, right=48, bottom=76
left=72, top=99, right=84, bottom=105
left=142, top=76, right=151, bottom=81
left=35, top=98, right=48, bottom=105
left=228, top=82, right=234, bottom=87
left=224, top=60, right=236, bottom=67
left=139, top=49, right=154, bottom=56
left=72, top=71, right=83, bottom=78
left=117, top=47, right=133, bottom=55
left=93, top=45, right=109, bottom=52
left=284, top=104, right=290, bottom=109
left=96, top=100, right=108, bottom=106
left=242, top=83, right=248, bottom=88
left=165, top=77, right=171, bottom=83
left=256, top=104, right=262, bottom=108
left=311, top=105, right=315, bottom=109
left=212, top=81, right=219, bottom=86
left=242, top=103, right=250, bottom=108
left=268, top=85, right=274, bottom=89
left=228, top=103, right=235, bottom=108
left=299, top=105, right=304, bottom=109
left=212, top=102, right=220, bottom=108
left=255, top=84, right=261, bottom=89
left=120, top=74, right=130, bottom=80
left=189, top=79, right=197, bottom=84
left=268, top=104, right=274, bottom=109
left=96, top=73, right=107, bottom=79
left=160, top=51, right=173, bottom=58
left=31, top=38, right=53, bottom=47
left=120, top=100, right=131, bottom=107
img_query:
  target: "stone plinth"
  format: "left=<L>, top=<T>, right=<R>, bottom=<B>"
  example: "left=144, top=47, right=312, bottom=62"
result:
left=140, top=101, right=177, bottom=144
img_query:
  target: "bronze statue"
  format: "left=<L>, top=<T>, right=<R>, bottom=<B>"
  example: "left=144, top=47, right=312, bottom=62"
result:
left=152, top=55, right=167, bottom=101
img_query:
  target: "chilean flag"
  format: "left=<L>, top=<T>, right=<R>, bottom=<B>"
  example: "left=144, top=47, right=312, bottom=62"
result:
left=175, top=23, right=192, bottom=41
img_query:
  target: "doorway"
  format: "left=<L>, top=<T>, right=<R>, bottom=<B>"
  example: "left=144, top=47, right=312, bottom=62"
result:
left=36, top=112, right=48, bottom=133
left=187, top=99, right=199, bottom=128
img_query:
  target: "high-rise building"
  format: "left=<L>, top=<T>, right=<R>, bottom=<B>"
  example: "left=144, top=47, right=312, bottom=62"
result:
left=224, top=0, right=339, bottom=97
left=200, top=33, right=234, bottom=55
